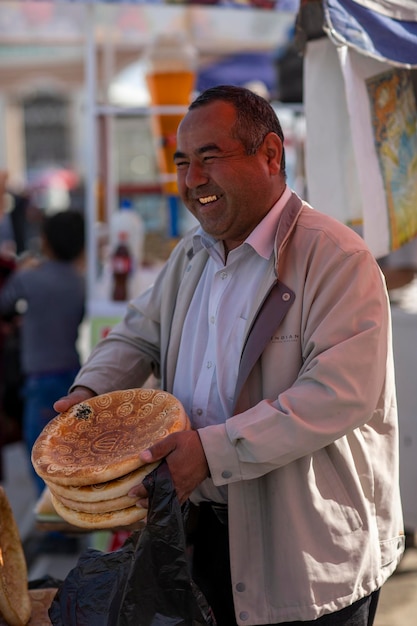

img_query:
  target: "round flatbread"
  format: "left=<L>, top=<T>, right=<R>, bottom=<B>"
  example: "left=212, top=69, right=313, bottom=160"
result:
left=45, top=461, right=160, bottom=503
left=32, top=389, right=188, bottom=487
left=0, top=487, right=31, bottom=626
left=50, top=488, right=137, bottom=514
left=50, top=492, right=147, bottom=530
left=34, top=485, right=57, bottom=518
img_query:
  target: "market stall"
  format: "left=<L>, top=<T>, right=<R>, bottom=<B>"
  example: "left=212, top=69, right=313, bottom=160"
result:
left=297, top=0, right=417, bottom=535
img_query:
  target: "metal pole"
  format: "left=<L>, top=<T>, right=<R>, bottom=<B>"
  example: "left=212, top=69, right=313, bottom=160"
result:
left=84, top=3, right=98, bottom=314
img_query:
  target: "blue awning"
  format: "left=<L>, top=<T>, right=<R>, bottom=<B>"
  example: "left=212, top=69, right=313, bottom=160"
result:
left=197, top=51, right=278, bottom=95
left=324, top=0, right=417, bottom=66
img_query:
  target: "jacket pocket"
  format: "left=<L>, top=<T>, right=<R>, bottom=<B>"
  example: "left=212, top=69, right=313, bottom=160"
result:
left=311, top=447, right=363, bottom=536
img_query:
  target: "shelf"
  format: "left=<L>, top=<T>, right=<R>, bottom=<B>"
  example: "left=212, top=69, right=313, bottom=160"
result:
left=95, top=104, right=189, bottom=116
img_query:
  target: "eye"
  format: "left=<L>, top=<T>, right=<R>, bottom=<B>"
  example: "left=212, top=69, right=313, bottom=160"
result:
left=174, top=160, right=189, bottom=170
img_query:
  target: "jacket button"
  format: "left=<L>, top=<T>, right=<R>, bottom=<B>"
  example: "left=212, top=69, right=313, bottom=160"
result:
left=221, top=470, right=232, bottom=479
left=236, top=582, right=245, bottom=592
left=239, top=611, right=249, bottom=621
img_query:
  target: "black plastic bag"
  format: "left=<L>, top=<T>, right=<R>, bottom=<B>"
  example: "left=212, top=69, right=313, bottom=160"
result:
left=49, top=461, right=216, bottom=626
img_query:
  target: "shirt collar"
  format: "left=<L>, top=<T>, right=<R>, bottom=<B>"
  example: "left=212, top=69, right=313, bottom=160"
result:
left=246, top=185, right=292, bottom=259
left=192, top=185, right=292, bottom=260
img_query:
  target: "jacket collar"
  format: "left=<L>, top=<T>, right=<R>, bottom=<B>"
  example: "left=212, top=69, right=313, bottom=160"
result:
left=233, top=192, right=304, bottom=409
left=274, top=191, right=305, bottom=276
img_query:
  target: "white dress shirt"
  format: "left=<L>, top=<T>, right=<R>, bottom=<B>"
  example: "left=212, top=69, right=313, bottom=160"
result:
left=173, top=186, right=292, bottom=431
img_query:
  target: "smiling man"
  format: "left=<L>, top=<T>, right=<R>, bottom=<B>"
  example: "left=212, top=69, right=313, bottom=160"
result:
left=54, top=86, right=404, bottom=626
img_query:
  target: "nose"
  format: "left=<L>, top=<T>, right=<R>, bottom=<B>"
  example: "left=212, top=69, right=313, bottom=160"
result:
left=185, top=159, right=209, bottom=189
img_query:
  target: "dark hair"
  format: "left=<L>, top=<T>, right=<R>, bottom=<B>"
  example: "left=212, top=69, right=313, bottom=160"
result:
left=189, top=85, right=286, bottom=172
left=42, top=210, right=85, bottom=261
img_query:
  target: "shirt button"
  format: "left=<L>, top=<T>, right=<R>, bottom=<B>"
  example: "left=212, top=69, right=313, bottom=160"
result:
left=196, top=408, right=203, bottom=416
left=220, top=271, right=228, bottom=279
left=239, top=612, right=249, bottom=621
left=236, top=582, right=245, bottom=592
left=282, top=292, right=291, bottom=301
left=206, top=361, right=213, bottom=369
left=222, top=470, right=232, bottom=479
left=210, top=315, right=215, bottom=324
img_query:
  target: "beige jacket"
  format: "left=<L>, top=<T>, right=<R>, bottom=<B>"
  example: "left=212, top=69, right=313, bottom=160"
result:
left=75, top=192, right=404, bottom=624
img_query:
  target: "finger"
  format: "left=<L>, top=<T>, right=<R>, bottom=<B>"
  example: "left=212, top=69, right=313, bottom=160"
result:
left=139, top=436, right=177, bottom=465
left=127, top=484, right=149, bottom=509
left=53, top=396, right=76, bottom=413
left=125, top=487, right=148, bottom=509
left=53, top=387, right=96, bottom=413
left=128, top=492, right=148, bottom=509
left=138, top=449, right=154, bottom=465
left=128, top=483, right=148, bottom=499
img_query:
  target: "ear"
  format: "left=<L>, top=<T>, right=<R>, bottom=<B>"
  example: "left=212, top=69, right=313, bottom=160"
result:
left=262, top=132, right=283, bottom=175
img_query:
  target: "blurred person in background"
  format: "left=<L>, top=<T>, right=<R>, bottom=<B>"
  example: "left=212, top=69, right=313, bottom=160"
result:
left=0, top=210, right=85, bottom=496
left=8, top=185, right=40, bottom=257
left=0, top=170, right=22, bottom=482
left=0, top=171, right=15, bottom=254
left=0, top=246, right=22, bottom=483
left=0, top=170, right=42, bottom=258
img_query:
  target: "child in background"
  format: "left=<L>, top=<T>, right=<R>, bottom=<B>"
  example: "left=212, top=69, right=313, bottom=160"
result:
left=0, top=210, right=85, bottom=496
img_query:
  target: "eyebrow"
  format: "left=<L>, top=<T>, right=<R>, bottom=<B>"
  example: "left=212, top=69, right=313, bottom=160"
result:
left=173, top=143, right=222, bottom=161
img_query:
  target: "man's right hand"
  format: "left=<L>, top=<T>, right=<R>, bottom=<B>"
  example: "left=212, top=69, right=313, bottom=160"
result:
left=53, top=386, right=96, bottom=413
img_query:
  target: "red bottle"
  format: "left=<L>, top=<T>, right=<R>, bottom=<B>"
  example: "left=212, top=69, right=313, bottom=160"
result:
left=111, top=231, right=132, bottom=301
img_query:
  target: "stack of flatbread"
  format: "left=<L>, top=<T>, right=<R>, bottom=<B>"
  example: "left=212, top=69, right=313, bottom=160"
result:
left=31, top=388, right=189, bottom=530
left=0, top=486, right=57, bottom=626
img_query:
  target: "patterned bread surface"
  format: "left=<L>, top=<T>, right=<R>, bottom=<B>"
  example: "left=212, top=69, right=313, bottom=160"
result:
left=31, top=389, right=188, bottom=487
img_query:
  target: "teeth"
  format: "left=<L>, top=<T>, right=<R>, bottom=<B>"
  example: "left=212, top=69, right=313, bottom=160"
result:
left=199, top=195, right=217, bottom=204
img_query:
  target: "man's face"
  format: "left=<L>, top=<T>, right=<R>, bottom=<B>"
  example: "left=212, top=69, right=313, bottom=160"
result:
left=174, top=100, right=284, bottom=253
